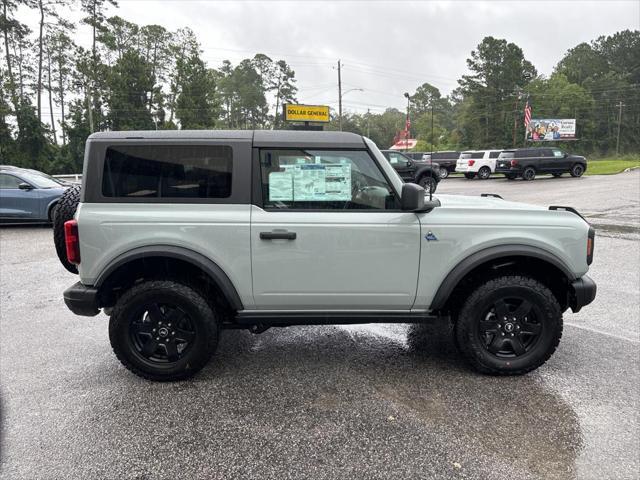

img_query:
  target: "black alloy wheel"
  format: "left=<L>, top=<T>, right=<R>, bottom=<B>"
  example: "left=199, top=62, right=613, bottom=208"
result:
left=129, top=303, right=196, bottom=363
left=478, top=298, right=542, bottom=358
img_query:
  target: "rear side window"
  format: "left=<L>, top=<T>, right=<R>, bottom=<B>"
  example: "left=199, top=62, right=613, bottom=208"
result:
left=471, top=151, right=485, bottom=159
left=102, top=145, right=232, bottom=198
left=489, top=151, right=501, bottom=158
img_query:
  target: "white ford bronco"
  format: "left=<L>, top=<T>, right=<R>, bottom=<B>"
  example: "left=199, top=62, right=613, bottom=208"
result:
left=57, top=130, right=596, bottom=381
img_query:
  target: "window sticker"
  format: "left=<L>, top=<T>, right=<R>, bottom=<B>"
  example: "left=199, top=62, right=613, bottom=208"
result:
left=268, top=172, right=293, bottom=201
left=276, top=163, right=352, bottom=202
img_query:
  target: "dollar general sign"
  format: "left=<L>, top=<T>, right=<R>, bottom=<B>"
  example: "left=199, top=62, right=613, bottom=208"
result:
left=283, top=104, right=330, bottom=123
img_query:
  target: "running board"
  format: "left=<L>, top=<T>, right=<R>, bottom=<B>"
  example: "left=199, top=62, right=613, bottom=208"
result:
left=232, top=310, right=438, bottom=330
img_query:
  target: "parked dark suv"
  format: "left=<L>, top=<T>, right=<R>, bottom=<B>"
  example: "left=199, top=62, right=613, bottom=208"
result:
left=380, top=150, right=440, bottom=193
left=495, top=147, right=587, bottom=181
left=422, top=151, right=461, bottom=179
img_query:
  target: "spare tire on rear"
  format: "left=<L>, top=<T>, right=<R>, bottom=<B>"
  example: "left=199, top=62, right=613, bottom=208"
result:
left=53, top=184, right=81, bottom=274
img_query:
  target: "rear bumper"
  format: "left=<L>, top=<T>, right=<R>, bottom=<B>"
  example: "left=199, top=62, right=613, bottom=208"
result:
left=569, top=275, right=597, bottom=313
left=64, top=282, right=100, bottom=316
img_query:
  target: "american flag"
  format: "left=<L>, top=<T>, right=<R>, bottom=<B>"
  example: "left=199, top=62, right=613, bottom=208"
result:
left=524, top=98, right=532, bottom=127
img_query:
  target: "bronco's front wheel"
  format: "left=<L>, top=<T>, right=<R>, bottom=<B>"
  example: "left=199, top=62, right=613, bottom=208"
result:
left=455, top=275, right=562, bottom=375
left=109, top=280, right=219, bottom=381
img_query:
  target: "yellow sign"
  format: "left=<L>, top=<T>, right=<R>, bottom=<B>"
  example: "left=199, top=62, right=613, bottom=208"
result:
left=283, top=104, right=330, bottom=123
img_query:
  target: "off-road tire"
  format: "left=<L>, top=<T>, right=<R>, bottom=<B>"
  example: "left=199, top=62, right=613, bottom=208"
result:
left=464, top=173, right=476, bottom=180
left=439, top=168, right=449, bottom=179
left=570, top=164, right=585, bottom=177
left=418, top=175, right=438, bottom=194
left=522, top=167, right=536, bottom=181
left=455, top=275, right=562, bottom=375
left=478, top=166, right=491, bottom=180
left=53, top=184, right=81, bottom=274
left=109, top=280, right=219, bottom=381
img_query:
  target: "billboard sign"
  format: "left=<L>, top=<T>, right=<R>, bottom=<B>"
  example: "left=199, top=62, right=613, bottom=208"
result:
left=283, top=104, right=330, bottom=123
left=526, top=119, right=576, bottom=141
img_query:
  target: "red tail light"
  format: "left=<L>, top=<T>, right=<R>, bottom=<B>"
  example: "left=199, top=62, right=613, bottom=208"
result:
left=64, top=220, right=81, bottom=265
left=510, top=159, right=518, bottom=167
left=468, top=159, right=475, bottom=166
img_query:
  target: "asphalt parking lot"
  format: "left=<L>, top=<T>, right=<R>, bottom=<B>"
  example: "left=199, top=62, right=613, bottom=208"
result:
left=1, top=171, right=638, bottom=479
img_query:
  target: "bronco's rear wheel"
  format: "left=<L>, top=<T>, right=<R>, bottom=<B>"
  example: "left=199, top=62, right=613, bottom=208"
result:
left=109, top=280, right=219, bottom=381
left=53, top=184, right=81, bottom=274
left=455, top=275, right=562, bottom=375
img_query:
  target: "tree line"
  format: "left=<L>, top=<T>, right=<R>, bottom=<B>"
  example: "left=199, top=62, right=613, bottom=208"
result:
left=336, top=32, right=639, bottom=157
left=1, top=0, right=638, bottom=174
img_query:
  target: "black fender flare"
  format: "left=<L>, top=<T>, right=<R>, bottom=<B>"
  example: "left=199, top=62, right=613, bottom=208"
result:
left=94, top=245, right=244, bottom=311
left=429, top=244, right=575, bottom=310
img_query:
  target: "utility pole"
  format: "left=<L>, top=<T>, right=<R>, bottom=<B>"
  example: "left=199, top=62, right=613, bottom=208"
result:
left=337, top=60, right=342, bottom=131
left=616, top=101, right=625, bottom=156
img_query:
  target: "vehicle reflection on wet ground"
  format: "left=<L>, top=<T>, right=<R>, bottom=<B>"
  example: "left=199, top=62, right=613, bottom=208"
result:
left=0, top=172, right=638, bottom=479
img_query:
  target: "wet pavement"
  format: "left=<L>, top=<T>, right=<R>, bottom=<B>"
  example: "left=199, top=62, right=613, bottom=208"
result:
left=1, top=171, right=639, bottom=479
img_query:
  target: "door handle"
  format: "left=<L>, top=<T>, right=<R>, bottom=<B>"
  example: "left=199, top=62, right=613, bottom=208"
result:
left=260, top=231, right=297, bottom=240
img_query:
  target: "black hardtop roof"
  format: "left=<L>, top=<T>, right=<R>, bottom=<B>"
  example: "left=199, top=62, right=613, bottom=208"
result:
left=87, top=129, right=366, bottom=149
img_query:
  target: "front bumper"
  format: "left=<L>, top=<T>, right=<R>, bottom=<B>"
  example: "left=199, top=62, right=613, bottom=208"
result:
left=569, top=275, right=597, bottom=313
left=64, top=282, right=100, bottom=316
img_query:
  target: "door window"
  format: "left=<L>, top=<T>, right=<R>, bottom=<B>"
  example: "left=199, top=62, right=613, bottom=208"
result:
left=0, top=174, right=22, bottom=189
left=259, top=149, right=398, bottom=210
left=552, top=149, right=564, bottom=158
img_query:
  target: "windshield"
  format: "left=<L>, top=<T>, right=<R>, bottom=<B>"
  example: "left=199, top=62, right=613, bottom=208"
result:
left=18, top=171, right=64, bottom=188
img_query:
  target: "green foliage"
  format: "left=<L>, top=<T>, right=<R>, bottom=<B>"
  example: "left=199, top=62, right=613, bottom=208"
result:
left=107, top=49, right=155, bottom=130
left=1, top=1, right=638, bottom=174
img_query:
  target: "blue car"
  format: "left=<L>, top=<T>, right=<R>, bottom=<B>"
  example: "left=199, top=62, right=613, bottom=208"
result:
left=0, top=166, right=69, bottom=223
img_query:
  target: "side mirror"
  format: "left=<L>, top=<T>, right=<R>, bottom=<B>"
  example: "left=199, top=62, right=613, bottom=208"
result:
left=18, top=182, right=34, bottom=190
left=401, top=183, right=426, bottom=211
left=406, top=161, right=412, bottom=167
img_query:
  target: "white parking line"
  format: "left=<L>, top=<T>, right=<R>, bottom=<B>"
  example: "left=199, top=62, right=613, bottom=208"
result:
left=565, top=321, right=640, bottom=344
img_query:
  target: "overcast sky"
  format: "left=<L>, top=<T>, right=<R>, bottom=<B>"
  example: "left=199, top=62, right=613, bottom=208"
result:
left=20, top=0, right=640, bottom=115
